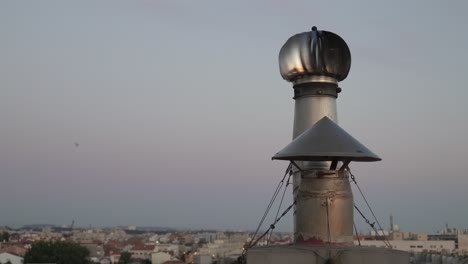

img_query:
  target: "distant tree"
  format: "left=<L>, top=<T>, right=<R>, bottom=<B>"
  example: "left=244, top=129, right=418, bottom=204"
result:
left=140, top=259, right=152, bottom=264
left=5, top=261, right=12, bottom=264
left=24, top=241, right=91, bottom=264
left=197, top=238, right=207, bottom=247
left=0, top=231, right=9, bottom=242
left=118, top=251, right=132, bottom=264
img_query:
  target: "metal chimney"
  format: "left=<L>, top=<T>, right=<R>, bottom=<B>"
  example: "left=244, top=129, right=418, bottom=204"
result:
left=278, top=27, right=358, bottom=245
left=272, top=115, right=380, bottom=244
left=246, top=27, right=409, bottom=264
left=279, top=26, right=350, bottom=143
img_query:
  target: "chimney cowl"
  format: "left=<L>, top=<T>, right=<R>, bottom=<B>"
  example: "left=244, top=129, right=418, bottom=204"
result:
left=279, top=27, right=351, bottom=84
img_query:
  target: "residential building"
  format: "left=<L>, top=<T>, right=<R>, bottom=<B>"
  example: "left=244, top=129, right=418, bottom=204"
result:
left=0, top=245, right=27, bottom=257
left=152, top=252, right=171, bottom=264
left=129, top=244, right=156, bottom=260
left=0, top=252, right=23, bottom=264
left=193, top=254, right=212, bottom=264
left=355, top=239, right=455, bottom=253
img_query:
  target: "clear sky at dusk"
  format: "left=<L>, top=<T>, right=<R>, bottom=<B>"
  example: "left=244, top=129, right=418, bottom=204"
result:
left=1, top=1, right=468, bottom=233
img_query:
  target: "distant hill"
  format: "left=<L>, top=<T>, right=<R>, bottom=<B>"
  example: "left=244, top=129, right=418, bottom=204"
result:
left=21, top=224, right=56, bottom=229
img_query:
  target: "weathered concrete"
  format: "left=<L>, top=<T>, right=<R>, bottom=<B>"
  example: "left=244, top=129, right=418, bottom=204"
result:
left=247, top=245, right=410, bottom=264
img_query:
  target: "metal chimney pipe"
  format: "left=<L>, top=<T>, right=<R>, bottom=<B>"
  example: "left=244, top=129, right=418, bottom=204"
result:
left=278, top=27, right=354, bottom=245
left=247, top=27, right=408, bottom=264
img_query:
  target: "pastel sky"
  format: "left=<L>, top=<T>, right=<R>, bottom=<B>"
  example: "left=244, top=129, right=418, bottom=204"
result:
left=1, top=1, right=468, bottom=233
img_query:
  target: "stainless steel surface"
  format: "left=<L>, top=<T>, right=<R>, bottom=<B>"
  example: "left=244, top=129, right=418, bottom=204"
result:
left=293, top=97, right=337, bottom=139
left=294, top=76, right=338, bottom=85
left=276, top=28, right=371, bottom=247
left=292, top=87, right=338, bottom=170
left=248, top=26, right=409, bottom=264
left=279, top=27, right=351, bottom=83
left=293, top=170, right=354, bottom=245
left=273, top=116, right=381, bottom=162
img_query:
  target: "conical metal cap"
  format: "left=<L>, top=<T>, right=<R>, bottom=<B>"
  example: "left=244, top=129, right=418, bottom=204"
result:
left=272, top=116, right=381, bottom=162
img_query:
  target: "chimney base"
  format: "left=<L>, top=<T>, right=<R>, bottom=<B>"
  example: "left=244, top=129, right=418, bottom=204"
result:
left=247, top=245, right=409, bottom=264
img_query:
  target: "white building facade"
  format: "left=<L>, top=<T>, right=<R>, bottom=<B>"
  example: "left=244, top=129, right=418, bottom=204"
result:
left=355, top=240, right=455, bottom=253
left=0, top=252, right=23, bottom=264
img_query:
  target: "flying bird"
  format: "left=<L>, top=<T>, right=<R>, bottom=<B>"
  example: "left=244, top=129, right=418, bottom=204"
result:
left=74, top=142, right=79, bottom=147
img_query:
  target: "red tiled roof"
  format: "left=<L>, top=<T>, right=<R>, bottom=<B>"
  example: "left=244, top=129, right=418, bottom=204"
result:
left=0, top=245, right=27, bottom=257
left=104, top=244, right=123, bottom=257
left=130, top=244, right=155, bottom=251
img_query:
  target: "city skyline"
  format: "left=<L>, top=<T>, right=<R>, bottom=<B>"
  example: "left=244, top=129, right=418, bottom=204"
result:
left=2, top=1, right=468, bottom=233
